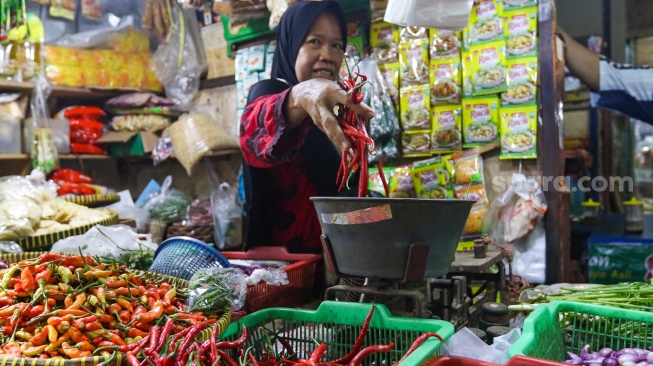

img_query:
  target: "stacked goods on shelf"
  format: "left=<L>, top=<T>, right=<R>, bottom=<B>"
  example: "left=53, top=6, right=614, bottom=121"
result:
left=43, top=28, right=162, bottom=91
left=57, top=106, right=108, bottom=155
left=234, top=41, right=275, bottom=126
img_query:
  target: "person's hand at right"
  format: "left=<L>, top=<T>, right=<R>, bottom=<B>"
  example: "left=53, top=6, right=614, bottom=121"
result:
left=285, top=78, right=375, bottom=152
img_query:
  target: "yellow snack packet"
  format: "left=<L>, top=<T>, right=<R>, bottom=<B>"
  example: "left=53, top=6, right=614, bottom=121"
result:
left=430, top=58, right=462, bottom=106
left=389, top=165, right=416, bottom=198
left=400, top=85, right=431, bottom=130
left=470, top=40, right=507, bottom=96
left=462, top=96, right=500, bottom=147
left=504, top=6, right=538, bottom=58
left=412, top=158, right=448, bottom=199
left=502, top=56, right=538, bottom=106
left=402, top=130, right=432, bottom=158
left=465, top=0, right=504, bottom=46
left=431, top=105, right=463, bottom=154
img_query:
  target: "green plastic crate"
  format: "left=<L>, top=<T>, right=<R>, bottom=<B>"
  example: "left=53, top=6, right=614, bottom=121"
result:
left=219, top=301, right=454, bottom=365
left=509, top=301, right=653, bottom=361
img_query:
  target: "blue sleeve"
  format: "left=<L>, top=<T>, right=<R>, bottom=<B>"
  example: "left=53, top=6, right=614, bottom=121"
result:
left=591, top=58, right=653, bottom=124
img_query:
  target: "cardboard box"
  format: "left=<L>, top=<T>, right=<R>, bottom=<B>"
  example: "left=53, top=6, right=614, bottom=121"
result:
left=97, top=131, right=159, bottom=156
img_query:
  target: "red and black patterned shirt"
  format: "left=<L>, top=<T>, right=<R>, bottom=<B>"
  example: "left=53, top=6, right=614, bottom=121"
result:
left=240, top=89, right=324, bottom=253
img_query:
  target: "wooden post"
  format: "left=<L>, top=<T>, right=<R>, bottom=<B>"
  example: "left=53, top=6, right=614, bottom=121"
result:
left=538, top=1, right=572, bottom=283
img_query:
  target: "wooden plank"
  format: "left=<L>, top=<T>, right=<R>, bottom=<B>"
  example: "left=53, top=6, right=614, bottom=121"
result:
left=0, top=80, right=140, bottom=99
left=539, top=5, right=571, bottom=284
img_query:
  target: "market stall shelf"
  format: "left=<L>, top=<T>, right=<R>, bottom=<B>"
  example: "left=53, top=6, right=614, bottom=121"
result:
left=16, top=209, right=118, bottom=252
left=218, top=301, right=454, bottom=365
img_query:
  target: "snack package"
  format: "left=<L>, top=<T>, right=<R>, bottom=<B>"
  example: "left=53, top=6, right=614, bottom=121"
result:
left=81, top=0, right=102, bottom=21
left=431, top=105, right=463, bottom=154
left=502, top=56, right=538, bottom=106
left=430, top=57, right=462, bottom=105
left=399, top=27, right=430, bottom=86
left=49, top=0, right=76, bottom=20
left=402, top=130, right=431, bottom=157
left=345, top=20, right=366, bottom=60
left=429, top=29, right=462, bottom=59
left=455, top=183, right=488, bottom=207
left=368, top=166, right=394, bottom=197
left=400, top=84, right=430, bottom=130
left=379, top=63, right=400, bottom=108
left=499, top=105, right=537, bottom=160
left=503, top=6, right=537, bottom=58
left=370, top=21, right=400, bottom=49
left=470, top=40, right=507, bottom=96
left=461, top=49, right=473, bottom=97
left=451, top=150, right=484, bottom=185
left=464, top=204, right=488, bottom=235
left=464, top=0, right=504, bottom=46
left=411, top=157, right=448, bottom=199
left=462, top=96, right=500, bottom=147
left=388, top=165, right=416, bottom=198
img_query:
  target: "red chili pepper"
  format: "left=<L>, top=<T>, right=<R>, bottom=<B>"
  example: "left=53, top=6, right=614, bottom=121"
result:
left=70, top=142, right=108, bottom=155
left=56, top=182, right=97, bottom=196
left=333, top=307, right=375, bottom=364
left=118, top=335, right=149, bottom=353
left=126, top=352, right=140, bottom=366
left=392, top=332, right=446, bottom=366
left=377, top=160, right=389, bottom=197
left=217, top=350, right=238, bottom=366
left=63, top=106, right=106, bottom=119
left=50, top=168, right=93, bottom=184
left=347, top=342, right=394, bottom=366
left=216, top=324, right=248, bottom=350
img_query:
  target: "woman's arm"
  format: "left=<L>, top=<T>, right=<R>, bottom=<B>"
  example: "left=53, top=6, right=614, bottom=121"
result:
left=559, top=28, right=600, bottom=91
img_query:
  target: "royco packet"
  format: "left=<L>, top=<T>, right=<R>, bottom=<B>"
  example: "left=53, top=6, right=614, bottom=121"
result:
left=400, top=84, right=431, bottom=130
left=402, top=130, right=431, bottom=158
left=500, top=105, right=538, bottom=160
left=470, top=40, right=507, bottom=96
left=431, top=105, right=462, bottom=154
left=462, top=96, right=500, bottom=147
left=465, top=0, right=504, bottom=47
left=389, top=165, right=416, bottom=198
left=430, top=58, right=462, bottom=106
left=429, top=29, right=462, bottom=59
left=411, top=157, right=449, bottom=199
left=399, top=27, right=430, bottom=86
left=503, top=6, right=537, bottom=58
left=502, top=56, right=538, bottom=106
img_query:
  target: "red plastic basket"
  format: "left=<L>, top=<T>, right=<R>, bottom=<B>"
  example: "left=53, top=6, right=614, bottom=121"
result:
left=421, top=355, right=565, bottom=366
left=221, top=246, right=322, bottom=312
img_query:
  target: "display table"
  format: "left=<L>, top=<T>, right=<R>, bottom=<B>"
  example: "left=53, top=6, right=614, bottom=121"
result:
left=585, top=214, right=653, bottom=284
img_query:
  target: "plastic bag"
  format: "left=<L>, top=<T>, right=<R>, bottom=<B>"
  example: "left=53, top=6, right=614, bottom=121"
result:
left=142, top=176, right=192, bottom=224
left=187, top=267, right=247, bottom=312
left=30, top=75, right=59, bottom=174
left=51, top=224, right=157, bottom=258
left=151, top=7, right=206, bottom=107
left=384, top=0, right=473, bottom=31
left=245, top=268, right=289, bottom=286
left=152, top=129, right=174, bottom=166
left=104, top=190, right=151, bottom=232
left=359, top=58, right=401, bottom=163
left=52, top=16, right=137, bottom=49
left=207, top=160, right=242, bottom=250
left=441, top=327, right=521, bottom=364
left=484, top=173, right=547, bottom=244
left=267, top=0, right=295, bottom=29
left=168, top=110, right=239, bottom=175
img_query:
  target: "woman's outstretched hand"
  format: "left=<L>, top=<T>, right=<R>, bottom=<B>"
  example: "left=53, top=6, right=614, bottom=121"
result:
left=286, top=78, right=375, bottom=151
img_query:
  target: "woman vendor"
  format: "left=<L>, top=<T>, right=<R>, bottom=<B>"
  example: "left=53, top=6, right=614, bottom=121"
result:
left=239, top=1, right=374, bottom=254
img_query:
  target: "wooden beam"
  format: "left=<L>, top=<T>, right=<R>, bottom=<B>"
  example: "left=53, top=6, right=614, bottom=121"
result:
left=539, top=7, right=572, bottom=284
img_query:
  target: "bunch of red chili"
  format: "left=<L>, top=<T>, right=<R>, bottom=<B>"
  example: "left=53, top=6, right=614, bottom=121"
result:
left=202, top=307, right=445, bottom=366
left=0, top=253, right=217, bottom=361
left=336, top=69, right=389, bottom=198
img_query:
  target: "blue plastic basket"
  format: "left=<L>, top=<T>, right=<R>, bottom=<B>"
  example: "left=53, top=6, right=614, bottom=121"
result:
left=149, top=236, right=231, bottom=280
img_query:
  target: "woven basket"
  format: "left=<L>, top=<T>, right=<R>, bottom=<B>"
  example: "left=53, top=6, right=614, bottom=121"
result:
left=0, top=252, right=231, bottom=366
left=165, top=222, right=215, bottom=244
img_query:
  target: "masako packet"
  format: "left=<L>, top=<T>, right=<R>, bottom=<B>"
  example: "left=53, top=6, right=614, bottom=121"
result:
left=462, top=96, right=500, bottom=147
left=499, top=105, right=537, bottom=160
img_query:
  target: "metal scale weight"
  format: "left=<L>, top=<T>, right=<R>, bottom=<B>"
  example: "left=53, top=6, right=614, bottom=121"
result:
left=311, top=197, right=494, bottom=329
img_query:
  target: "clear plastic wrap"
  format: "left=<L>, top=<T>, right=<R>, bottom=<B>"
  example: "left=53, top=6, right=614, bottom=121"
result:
left=111, top=115, right=171, bottom=132
left=168, top=111, right=239, bottom=175
left=30, top=75, right=59, bottom=174
left=245, top=268, right=289, bottom=286
left=206, top=160, right=242, bottom=250
left=151, top=7, right=206, bottom=107
left=0, top=242, right=23, bottom=254
left=0, top=171, right=58, bottom=241
left=187, top=267, right=247, bottom=312
left=384, top=0, right=473, bottom=31
left=359, top=58, right=401, bottom=163
left=267, top=0, right=296, bottom=29
left=142, top=176, right=192, bottom=224
left=152, top=129, right=174, bottom=166
left=51, top=224, right=157, bottom=258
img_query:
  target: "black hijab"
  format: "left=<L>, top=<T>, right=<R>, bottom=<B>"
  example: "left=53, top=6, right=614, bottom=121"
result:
left=242, top=1, right=356, bottom=250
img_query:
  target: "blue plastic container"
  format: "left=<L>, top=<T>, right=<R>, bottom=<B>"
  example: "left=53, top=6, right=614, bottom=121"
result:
left=149, top=236, right=231, bottom=280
